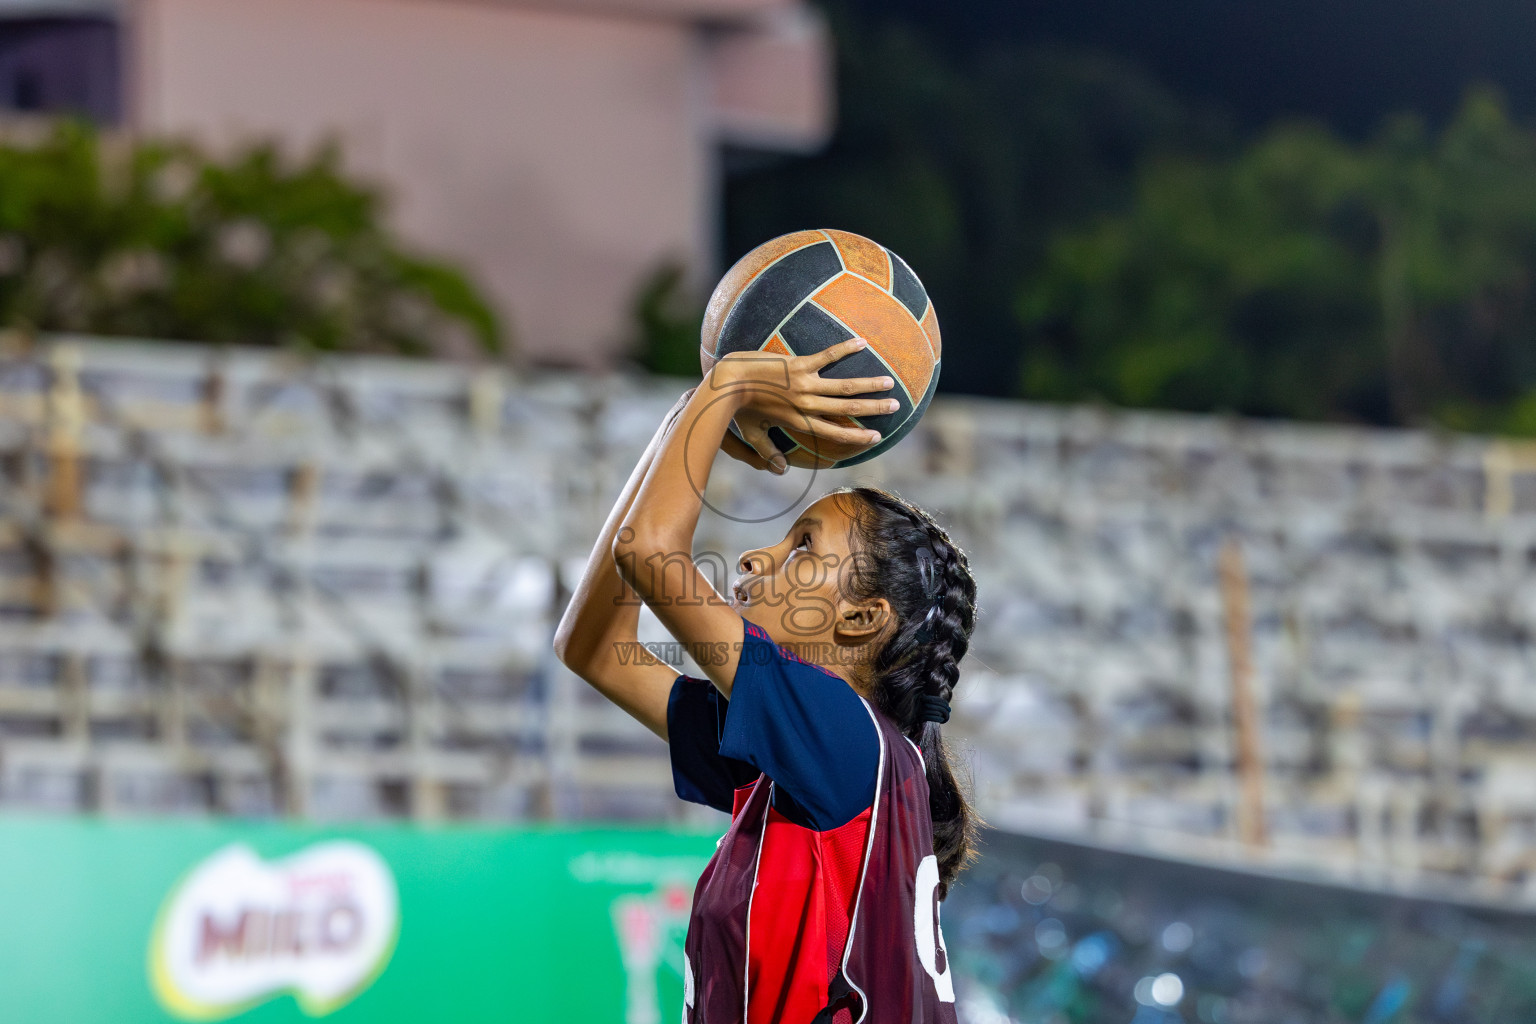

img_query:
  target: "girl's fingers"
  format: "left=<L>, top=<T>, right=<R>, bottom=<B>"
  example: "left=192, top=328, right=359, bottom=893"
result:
left=806, top=373, right=897, bottom=397
left=799, top=416, right=883, bottom=447
left=720, top=428, right=775, bottom=471
left=734, top=416, right=789, bottom=475
left=805, top=394, right=903, bottom=418
left=806, top=337, right=870, bottom=370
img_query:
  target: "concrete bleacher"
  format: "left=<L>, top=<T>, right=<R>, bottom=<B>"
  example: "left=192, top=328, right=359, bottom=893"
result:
left=3, top=335, right=1536, bottom=900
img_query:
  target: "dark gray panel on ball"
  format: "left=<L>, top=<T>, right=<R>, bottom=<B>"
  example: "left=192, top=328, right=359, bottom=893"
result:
left=715, top=242, right=842, bottom=356
left=834, top=359, right=940, bottom=468
left=767, top=426, right=797, bottom=455
left=781, top=303, right=911, bottom=437
left=780, top=300, right=852, bottom=356
left=887, top=249, right=929, bottom=322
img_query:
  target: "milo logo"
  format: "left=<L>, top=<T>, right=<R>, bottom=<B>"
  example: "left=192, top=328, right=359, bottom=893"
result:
left=570, top=850, right=706, bottom=1024
left=148, top=841, right=400, bottom=1020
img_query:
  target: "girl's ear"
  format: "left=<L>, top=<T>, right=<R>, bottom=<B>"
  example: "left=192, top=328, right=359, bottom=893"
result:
left=836, top=596, right=891, bottom=641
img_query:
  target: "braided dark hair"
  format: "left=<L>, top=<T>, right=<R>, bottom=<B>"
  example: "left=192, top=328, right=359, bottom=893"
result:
left=834, top=486, right=980, bottom=899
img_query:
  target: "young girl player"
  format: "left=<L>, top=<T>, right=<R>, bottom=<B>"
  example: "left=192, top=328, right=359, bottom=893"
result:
left=554, top=339, right=978, bottom=1024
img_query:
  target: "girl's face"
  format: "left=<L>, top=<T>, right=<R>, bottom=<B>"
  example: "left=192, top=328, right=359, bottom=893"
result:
left=730, top=493, right=882, bottom=666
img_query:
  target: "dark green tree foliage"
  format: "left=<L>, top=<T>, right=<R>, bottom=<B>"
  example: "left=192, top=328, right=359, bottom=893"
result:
left=723, top=3, right=1229, bottom=396
left=0, top=123, right=500, bottom=355
left=632, top=261, right=704, bottom=378
left=1021, top=89, right=1536, bottom=432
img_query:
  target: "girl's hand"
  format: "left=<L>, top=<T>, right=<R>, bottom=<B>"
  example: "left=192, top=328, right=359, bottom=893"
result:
left=664, top=386, right=782, bottom=475
left=712, top=339, right=899, bottom=471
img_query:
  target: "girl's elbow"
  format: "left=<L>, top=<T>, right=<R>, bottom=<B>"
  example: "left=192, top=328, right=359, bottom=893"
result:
left=613, top=523, right=686, bottom=599
left=610, top=527, right=651, bottom=585
left=613, top=520, right=679, bottom=561
left=552, top=635, right=585, bottom=676
left=552, top=620, right=576, bottom=666
left=553, top=614, right=599, bottom=674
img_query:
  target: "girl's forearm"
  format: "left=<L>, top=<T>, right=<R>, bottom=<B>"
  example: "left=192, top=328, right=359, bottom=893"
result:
left=615, top=343, right=878, bottom=567
left=553, top=398, right=686, bottom=670
left=616, top=376, right=745, bottom=570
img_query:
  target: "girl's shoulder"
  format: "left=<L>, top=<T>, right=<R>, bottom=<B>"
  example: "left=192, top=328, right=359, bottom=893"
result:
left=739, top=619, right=845, bottom=682
left=723, top=618, right=881, bottom=832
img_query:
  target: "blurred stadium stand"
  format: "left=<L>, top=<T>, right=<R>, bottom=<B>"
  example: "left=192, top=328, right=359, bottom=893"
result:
left=3, top=337, right=1536, bottom=909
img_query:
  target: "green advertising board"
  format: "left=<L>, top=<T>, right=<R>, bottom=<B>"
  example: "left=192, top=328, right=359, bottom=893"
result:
left=0, top=818, right=717, bottom=1023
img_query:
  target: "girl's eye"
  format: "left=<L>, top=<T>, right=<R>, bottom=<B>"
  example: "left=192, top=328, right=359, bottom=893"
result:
left=797, top=533, right=812, bottom=550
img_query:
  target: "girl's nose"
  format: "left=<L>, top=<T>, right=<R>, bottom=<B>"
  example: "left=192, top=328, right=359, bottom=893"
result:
left=738, top=550, right=766, bottom=575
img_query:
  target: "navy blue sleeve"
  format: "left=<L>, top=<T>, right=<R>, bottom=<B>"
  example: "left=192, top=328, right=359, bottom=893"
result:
left=666, top=675, right=758, bottom=813
left=718, top=617, right=880, bottom=832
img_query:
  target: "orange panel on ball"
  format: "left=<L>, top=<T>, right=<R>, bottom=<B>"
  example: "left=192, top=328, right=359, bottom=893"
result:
left=822, top=229, right=892, bottom=291
left=786, top=449, right=839, bottom=470
left=701, top=230, right=827, bottom=355
left=811, top=273, right=935, bottom=405
left=704, top=333, right=792, bottom=379
left=921, top=303, right=942, bottom=360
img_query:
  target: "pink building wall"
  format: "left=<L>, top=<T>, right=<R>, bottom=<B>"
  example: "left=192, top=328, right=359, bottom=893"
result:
left=127, top=0, right=831, bottom=367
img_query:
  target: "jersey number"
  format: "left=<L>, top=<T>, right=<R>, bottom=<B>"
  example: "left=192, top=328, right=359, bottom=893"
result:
left=914, top=855, right=956, bottom=1002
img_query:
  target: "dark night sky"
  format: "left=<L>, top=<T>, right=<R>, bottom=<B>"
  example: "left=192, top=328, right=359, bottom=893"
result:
left=852, top=0, right=1536, bottom=134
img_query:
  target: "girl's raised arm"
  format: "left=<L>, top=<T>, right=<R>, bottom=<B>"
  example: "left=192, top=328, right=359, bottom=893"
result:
left=553, top=390, right=707, bottom=738
left=614, top=340, right=893, bottom=698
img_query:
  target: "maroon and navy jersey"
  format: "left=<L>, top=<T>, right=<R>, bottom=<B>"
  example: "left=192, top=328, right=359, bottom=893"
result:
left=669, top=617, right=879, bottom=1023
left=668, top=617, right=958, bottom=1024
left=668, top=619, right=878, bottom=831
